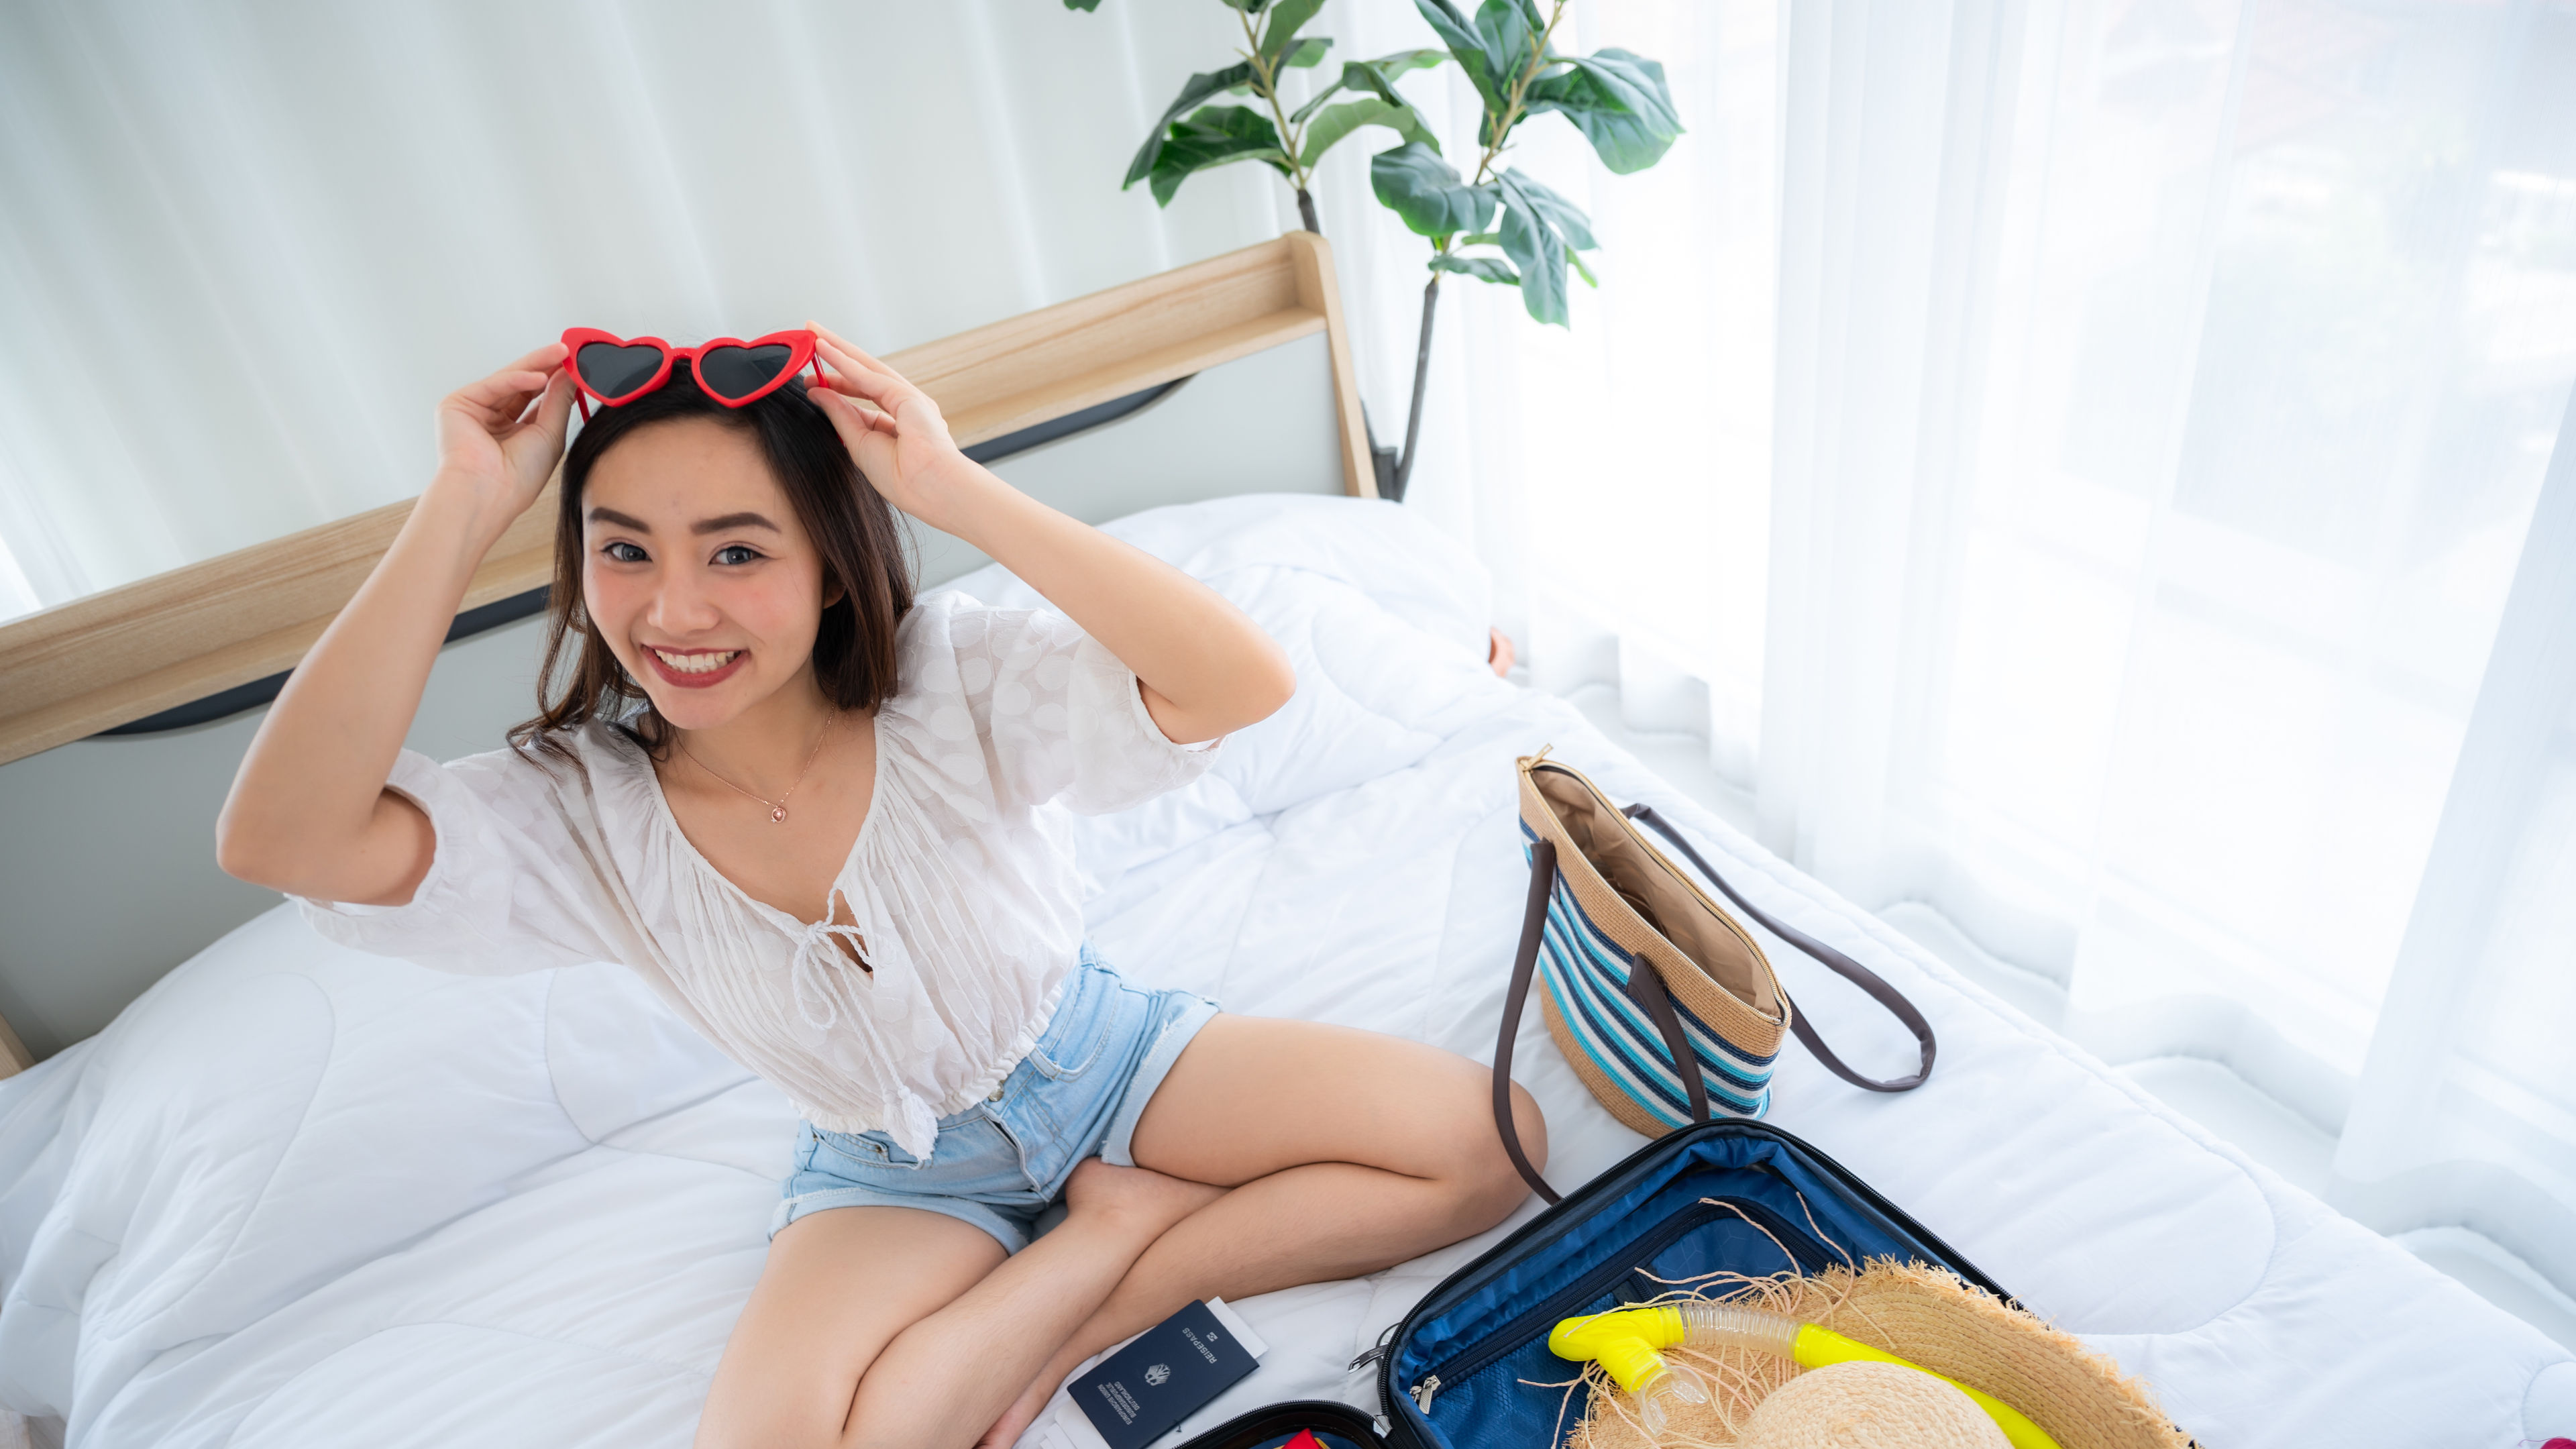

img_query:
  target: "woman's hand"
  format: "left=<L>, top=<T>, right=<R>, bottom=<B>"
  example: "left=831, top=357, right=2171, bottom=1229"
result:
left=219, top=341, right=575, bottom=908
left=801, top=321, right=984, bottom=536
left=431, top=340, right=576, bottom=546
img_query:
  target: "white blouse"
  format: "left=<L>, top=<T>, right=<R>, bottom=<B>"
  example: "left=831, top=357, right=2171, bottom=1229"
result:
left=297, top=594, right=1220, bottom=1157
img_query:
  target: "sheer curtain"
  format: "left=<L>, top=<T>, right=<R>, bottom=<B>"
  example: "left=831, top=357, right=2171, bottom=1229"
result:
left=1394, top=0, right=2576, bottom=1293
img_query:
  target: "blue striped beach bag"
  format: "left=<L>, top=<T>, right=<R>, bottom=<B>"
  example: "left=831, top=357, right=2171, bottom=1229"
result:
left=1493, top=753, right=1939, bottom=1201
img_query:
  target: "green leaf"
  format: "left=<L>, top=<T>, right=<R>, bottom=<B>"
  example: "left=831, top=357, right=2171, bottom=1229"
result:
left=1124, top=62, right=1256, bottom=189
left=1062, top=0, right=1102, bottom=9
left=1523, top=48, right=1683, bottom=173
left=1568, top=247, right=1597, bottom=286
left=1411, top=0, right=1503, bottom=108
left=1370, top=142, right=1498, bottom=237
left=1432, top=253, right=1520, bottom=286
left=1294, top=48, right=1444, bottom=125
left=1472, top=0, right=1542, bottom=91
left=1147, top=106, right=1289, bottom=205
left=1256, top=0, right=1327, bottom=60
left=1281, top=35, right=1332, bottom=68
left=1495, top=170, right=1572, bottom=325
left=1497, top=166, right=1596, bottom=249
left=1289, top=80, right=1348, bottom=125
left=1299, top=97, right=1437, bottom=167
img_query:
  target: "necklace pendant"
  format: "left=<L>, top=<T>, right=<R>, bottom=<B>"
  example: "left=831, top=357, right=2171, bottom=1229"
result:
left=770, top=805, right=788, bottom=824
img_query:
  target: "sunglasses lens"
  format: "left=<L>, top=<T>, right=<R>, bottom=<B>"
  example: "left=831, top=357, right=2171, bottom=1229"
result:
left=577, top=341, right=665, bottom=400
left=696, top=343, right=794, bottom=402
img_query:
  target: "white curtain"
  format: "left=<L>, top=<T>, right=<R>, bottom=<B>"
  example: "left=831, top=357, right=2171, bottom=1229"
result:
left=5, top=0, right=2574, bottom=1299
left=1395, top=0, right=2576, bottom=1293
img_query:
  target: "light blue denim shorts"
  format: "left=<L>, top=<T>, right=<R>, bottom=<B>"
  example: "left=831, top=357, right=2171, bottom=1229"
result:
left=772, top=949, right=1220, bottom=1254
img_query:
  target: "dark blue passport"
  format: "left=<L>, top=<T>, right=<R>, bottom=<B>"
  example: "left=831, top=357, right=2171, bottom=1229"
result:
left=1067, top=1299, right=1263, bottom=1449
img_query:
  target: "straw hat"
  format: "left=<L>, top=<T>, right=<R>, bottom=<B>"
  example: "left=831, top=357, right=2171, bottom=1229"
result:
left=1733, top=1361, right=2006, bottom=1448
left=1568, top=1259, right=2191, bottom=1449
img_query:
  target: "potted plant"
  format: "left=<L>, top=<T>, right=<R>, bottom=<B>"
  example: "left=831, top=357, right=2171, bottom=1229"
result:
left=1065, top=0, right=1682, bottom=501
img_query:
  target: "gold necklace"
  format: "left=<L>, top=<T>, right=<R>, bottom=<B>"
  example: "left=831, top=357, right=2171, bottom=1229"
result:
left=678, top=712, right=835, bottom=824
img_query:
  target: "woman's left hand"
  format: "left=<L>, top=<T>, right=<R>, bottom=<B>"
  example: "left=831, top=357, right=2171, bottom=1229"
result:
left=803, top=320, right=1295, bottom=744
left=802, top=321, right=981, bottom=535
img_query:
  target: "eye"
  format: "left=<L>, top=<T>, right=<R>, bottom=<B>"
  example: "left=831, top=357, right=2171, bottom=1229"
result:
left=600, top=541, right=649, bottom=564
left=713, top=544, right=765, bottom=566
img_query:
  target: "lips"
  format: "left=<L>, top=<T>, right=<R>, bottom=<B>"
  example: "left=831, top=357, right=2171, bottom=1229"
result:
left=642, top=645, right=750, bottom=690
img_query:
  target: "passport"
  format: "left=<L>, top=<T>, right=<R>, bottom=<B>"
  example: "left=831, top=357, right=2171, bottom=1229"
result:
left=1057, top=1298, right=1267, bottom=1449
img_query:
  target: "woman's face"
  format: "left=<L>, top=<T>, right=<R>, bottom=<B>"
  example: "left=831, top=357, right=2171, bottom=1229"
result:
left=580, top=416, right=834, bottom=733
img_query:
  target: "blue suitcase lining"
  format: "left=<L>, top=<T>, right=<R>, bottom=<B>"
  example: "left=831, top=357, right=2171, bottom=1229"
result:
left=1385, top=1130, right=1978, bottom=1449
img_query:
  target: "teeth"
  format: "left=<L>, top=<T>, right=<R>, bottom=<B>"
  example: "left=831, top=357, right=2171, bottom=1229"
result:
left=652, top=648, right=740, bottom=674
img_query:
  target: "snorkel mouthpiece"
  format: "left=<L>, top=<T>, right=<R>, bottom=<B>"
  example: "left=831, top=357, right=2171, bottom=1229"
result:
left=1546, top=1306, right=1686, bottom=1395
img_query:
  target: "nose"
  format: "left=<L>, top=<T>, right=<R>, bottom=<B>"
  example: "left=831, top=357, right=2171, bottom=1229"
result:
left=645, top=563, right=723, bottom=637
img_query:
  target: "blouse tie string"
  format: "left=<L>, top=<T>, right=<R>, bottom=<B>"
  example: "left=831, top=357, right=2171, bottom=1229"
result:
left=784, top=919, right=870, bottom=1030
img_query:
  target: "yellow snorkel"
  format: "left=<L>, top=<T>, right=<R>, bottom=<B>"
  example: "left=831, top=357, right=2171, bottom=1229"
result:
left=1548, top=1304, right=2063, bottom=1449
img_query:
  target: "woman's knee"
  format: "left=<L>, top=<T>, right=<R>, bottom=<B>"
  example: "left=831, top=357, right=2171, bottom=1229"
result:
left=1424, top=1076, right=1546, bottom=1230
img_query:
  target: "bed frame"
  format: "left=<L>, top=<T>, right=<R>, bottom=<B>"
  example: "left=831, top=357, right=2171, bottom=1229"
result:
left=0, top=233, right=1374, bottom=1073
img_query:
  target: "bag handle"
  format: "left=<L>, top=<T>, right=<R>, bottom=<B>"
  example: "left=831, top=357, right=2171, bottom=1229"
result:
left=1494, top=841, right=1562, bottom=1203
left=1621, top=804, right=1936, bottom=1093
left=1494, top=839, right=1715, bottom=1205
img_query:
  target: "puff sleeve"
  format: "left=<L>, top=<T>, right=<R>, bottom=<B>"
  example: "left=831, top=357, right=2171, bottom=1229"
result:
left=294, top=746, right=625, bottom=975
left=932, top=600, right=1220, bottom=817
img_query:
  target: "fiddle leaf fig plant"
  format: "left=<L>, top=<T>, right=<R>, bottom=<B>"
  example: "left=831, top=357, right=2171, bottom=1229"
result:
left=1063, top=0, right=1680, bottom=500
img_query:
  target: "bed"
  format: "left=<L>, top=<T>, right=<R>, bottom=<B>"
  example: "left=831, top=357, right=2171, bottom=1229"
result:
left=1, top=248, right=2571, bottom=1449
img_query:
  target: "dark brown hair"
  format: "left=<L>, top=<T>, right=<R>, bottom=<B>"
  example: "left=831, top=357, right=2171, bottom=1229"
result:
left=509, top=362, right=913, bottom=759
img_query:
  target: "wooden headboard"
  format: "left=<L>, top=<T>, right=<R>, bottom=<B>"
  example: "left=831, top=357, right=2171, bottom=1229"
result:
left=0, top=233, right=1372, bottom=1072
left=0, top=233, right=1369, bottom=769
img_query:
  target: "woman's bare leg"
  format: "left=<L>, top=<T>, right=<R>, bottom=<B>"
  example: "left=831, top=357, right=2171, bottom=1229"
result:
left=697, top=1160, right=1220, bottom=1449
left=975, top=1015, right=1546, bottom=1447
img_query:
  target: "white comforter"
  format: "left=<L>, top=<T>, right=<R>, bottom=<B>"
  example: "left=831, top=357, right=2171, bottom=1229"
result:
left=2, top=496, right=2569, bottom=1448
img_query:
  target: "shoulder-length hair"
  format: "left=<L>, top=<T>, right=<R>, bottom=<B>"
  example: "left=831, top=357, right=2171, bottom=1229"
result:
left=509, top=362, right=913, bottom=760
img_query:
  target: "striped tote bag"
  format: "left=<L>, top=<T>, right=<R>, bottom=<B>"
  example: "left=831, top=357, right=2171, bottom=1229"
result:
left=1492, top=753, right=1938, bottom=1202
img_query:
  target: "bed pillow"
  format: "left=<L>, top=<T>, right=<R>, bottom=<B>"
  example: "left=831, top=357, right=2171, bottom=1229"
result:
left=942, top=495, right=1515, bottom=888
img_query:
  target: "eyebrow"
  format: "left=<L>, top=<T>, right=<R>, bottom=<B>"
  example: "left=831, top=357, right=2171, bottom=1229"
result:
left=584, top=506, right=782, bottom=536
left=691, top=511, right=782, bottom=535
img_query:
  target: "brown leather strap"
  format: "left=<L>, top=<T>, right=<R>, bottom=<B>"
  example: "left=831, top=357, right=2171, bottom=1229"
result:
left=1623, top=804, right=1937, bottom=1093
left=1494, top=841, right=1562, bottom=1203
left=1624, top=952, right=1714, bottom=1127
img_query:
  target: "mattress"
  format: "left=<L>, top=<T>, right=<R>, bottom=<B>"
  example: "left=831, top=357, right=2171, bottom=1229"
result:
left=1, top=494, right=2569, bottom=1448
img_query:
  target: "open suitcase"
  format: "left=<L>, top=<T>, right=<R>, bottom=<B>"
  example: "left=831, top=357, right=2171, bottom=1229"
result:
left=1169, top=1116, right=2004, bottom=1449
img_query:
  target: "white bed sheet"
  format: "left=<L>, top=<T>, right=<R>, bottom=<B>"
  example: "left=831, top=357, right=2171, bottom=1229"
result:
left=2, top=495, right=2569, bottom=1448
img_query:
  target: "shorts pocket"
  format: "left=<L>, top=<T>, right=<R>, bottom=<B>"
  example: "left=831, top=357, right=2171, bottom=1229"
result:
left=1027, top=970, right=1118, bottom=1081
left=809, top=1126, right=924, bottom=1174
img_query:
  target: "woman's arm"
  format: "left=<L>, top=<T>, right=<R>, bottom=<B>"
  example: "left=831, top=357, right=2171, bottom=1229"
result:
left=805, top=325, right=1294, bottom=745
left=216, top=344, right=576, bottom=904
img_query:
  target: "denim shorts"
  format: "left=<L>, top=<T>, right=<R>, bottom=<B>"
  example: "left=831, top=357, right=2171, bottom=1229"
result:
left=772, top=951, right=1220, bottom=1254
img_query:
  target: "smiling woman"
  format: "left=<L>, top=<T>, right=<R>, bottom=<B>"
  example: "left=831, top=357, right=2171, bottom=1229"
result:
left=513, top=356, right=912, bottom=767
left=201, top=304, right=1538, bottom=1449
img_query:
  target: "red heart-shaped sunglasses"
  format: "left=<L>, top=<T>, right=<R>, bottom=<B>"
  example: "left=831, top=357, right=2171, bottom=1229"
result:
left=560, top=327, right=826, bottom=421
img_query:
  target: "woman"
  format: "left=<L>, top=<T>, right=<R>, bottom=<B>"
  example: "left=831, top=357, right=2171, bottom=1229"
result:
left=216, top=327, right=1547, bottom=1449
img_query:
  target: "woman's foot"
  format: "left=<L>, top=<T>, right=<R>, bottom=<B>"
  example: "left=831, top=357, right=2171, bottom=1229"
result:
left=975, top=1161, right=1226, bottom=1448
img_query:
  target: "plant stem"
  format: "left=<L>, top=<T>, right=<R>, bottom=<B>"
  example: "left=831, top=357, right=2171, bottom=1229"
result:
left=1395, top=0, right=1568, bottom=494
left=1470, top=0, right=1568, bottom=188
left=1393, top=272, right=1441, bottom=499
left=1238, top=7, right=1316, bottom=215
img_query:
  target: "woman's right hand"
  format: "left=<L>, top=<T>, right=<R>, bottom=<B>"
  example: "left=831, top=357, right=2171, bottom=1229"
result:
left=219, top=341, right=576, bottom=905
left=431, top=341, right=576, bottom=543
